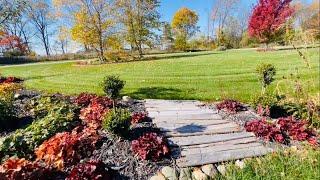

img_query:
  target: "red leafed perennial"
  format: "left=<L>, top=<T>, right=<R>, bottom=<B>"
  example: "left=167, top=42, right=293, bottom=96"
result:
left=131, top=112, right=148, bottom=124
left=66, top=160, right=114, bottom=180
left=216, top=99, right=245, bottom=113
left=131, top=132, right=170, bottom=161
left=0, top=77, right=23, bottom=84
left=35, top=127, right=100, bottom=170
left=0, top=158, right=51, bottom=180
left=245, top=116, right=318, bottom=145
left=79, top=101, right=109, bottom=128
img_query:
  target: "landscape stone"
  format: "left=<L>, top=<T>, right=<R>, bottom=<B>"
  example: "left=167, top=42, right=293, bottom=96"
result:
left=235, top=160, right=245, bottom=169
left=201, top=164, right=218, bottom=177
left=192, top=168, right=209, bottom=180
left=179, top=168, right=192, bottom=180
left=149, top=172, right=166, bottom=180
left=122, top=96, right=133, bottom=102
left=217, top=165, right=226, bottom=175
left=161, top=166, right=178, bottom=180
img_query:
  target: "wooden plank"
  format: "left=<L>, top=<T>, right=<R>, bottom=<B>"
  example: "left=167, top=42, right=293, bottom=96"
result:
left=148, top=110, right=215, bottom=115
left=159, top=122, right=238, bottom=132
left=156, top=119, right=229, bottom=126
left=168, top=132, right=255, bottom=146
left=164, top=127, right=242, bottom=137
left=184, top=136, right=258, bottom=148
left=151, top=114, right=221, bottom=121
left=177, top=146, right=273, bottom=167
left=180, top=142, right=262, bottom=156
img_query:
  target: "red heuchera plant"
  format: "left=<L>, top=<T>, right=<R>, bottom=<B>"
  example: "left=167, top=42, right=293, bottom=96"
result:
left=74, top=93, right=97, bottom=107
left=79, top=101, right=109, bottom=128
left=74, top=93, right=113, bottom=108
left=245, top=118, right=285, bottom=143
left=245, top=116, right=318, bottom=145
left=248, top=0, right=294, bottom=44
left=216, top=99, right=245, bottom=113
left=35, top=127, right=100, bottom=170
left=0, top=158, right=50, bottom=180
left=131, top=112, right=148, bottom=124
left=66, top=160, right=114, bottom=180
left=131, top=133, right=170, bottom=161
left=277, top=116, right=317, bottom=143
left=0, top=76, right=23, bottom=84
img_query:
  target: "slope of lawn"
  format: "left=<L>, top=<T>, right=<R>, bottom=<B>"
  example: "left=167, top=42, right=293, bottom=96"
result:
left=0, top=48, right=319, bottom=102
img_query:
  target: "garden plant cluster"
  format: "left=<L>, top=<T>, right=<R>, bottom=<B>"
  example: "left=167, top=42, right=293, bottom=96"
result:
left=0, top=76, right=170, bottom=180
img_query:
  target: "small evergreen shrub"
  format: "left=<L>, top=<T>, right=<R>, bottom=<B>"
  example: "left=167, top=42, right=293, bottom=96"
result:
left=102, top=75, right=125, bottom=99
left=102, top=108, right=131, bottom=137
left=256, top=63, right=276, bottom=94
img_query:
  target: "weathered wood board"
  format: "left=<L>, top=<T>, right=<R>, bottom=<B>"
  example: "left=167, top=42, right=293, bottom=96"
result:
left=145, top=99, right=272, bottom=167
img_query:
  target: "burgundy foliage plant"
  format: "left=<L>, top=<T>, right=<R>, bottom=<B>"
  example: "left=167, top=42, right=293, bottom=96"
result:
left=131, top=112, right=148, bottom=124
left=131, top=133, right=170, bottom=161
left=216, top=99, right=246, bottom=113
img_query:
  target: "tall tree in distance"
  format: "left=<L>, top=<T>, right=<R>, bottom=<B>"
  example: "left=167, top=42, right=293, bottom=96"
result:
left=161, top=22, right=174, bottom=50
left=117, top=0, right=161, bottom=58
left=172, top=7, right=199, bottom=51
left=0, top=0, right=25, bottom=26
left=248, top=0, right=295, bottom=47
left=27, top=0, right=55, bottom=56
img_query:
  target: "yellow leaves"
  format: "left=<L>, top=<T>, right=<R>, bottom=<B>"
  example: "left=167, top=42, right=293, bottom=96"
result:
left=172, top=7, right=199, bottom=30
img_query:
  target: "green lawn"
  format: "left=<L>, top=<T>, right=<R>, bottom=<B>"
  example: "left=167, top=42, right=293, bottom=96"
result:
left=0, top=48, right=319, bottom=102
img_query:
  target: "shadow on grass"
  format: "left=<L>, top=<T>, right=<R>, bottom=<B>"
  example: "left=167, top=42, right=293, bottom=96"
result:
left=127, top=87, right=187, bottom=100
left=143, top=51, right=219, bottom=61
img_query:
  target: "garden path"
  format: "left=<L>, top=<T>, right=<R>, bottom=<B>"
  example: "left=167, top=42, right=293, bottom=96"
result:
left=145, top=99, right=273, bottom=167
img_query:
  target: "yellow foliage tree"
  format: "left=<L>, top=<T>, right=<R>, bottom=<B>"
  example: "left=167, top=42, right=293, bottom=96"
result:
left=172, top=7, right=199, bottom=51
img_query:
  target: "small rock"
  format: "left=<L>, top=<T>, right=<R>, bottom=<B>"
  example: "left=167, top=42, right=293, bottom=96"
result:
left=201, top=164, right=218, bottom=177
left=150, top=172, right=166, bottom=180
left=192, top=168, right=208, bottom=180
left=179, top=168, right=192, bottom=180
left=235, top=160, right=245, bottom=169
left=14, top=93, right=21, bottom=99
left=122, top=96, right=133, bottom=103
left=161, top=166, right=178, bottom=180
left=217, top=165, right=226, bottom=175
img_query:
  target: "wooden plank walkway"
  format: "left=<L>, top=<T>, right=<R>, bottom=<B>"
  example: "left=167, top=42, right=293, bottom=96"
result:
left=145, top=99, right=273, bottom=167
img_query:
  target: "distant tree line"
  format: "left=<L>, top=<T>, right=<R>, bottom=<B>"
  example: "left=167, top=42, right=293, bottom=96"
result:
left=0, top=0, right=318, bottom=61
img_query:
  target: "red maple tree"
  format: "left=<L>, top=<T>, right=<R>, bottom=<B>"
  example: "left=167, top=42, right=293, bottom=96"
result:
left=0, top=31, right=28, bottom=55
left=248, top=0, right=295, bottom=45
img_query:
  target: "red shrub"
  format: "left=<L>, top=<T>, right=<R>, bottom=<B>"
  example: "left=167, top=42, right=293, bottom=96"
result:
left=35, top=127, right=100, bottom=170
left=245, top=116, right=318, bottom=145
left=216, top=99, right=245, bottom=113
left=79, top=101, right=109, bottom=128
left=66, top=160, right=114, bottom=180
left=245, top=118, right=284, bottom=143
left=74, top=93, right=97, bottom=107
left=0, top=158, right=50, bottom=180
left=74, top=93, right=113, bottom=108
left=131, top=133, right=170, bottom=161
left=131, top=112, right=148, bottom=124
left=0, top=76, right=23, bottom=84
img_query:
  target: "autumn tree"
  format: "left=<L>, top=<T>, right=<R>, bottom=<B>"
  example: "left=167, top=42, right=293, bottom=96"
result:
left=55, top=0, right=116, bottom=62
left=0, top=31, right=28, bottom=56
left=172, top=7, right=199, bottom=51
left=27, top=0, right=55, bottom=56
left=248, top=0, right=295, bottom=47
left=210, top=0, right=239, bottom=46
left=301, top=1, right=320, bottom=40
left=0, top=0, right=25, bottom=25
left=117, top=0, right=161, bottom=58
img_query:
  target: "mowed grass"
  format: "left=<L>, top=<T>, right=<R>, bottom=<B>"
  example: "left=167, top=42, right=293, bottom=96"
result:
left=0, top=48, right=319, bottom=102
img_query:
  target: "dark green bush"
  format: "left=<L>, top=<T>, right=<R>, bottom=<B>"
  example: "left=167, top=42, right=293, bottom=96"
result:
left=102, top=108, right=131, bottom=137
left=102, top=75, right=125, bottom=99
left=256, top=63, right=276, bottom=94
left=0, top=102, right=79, bottom=162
